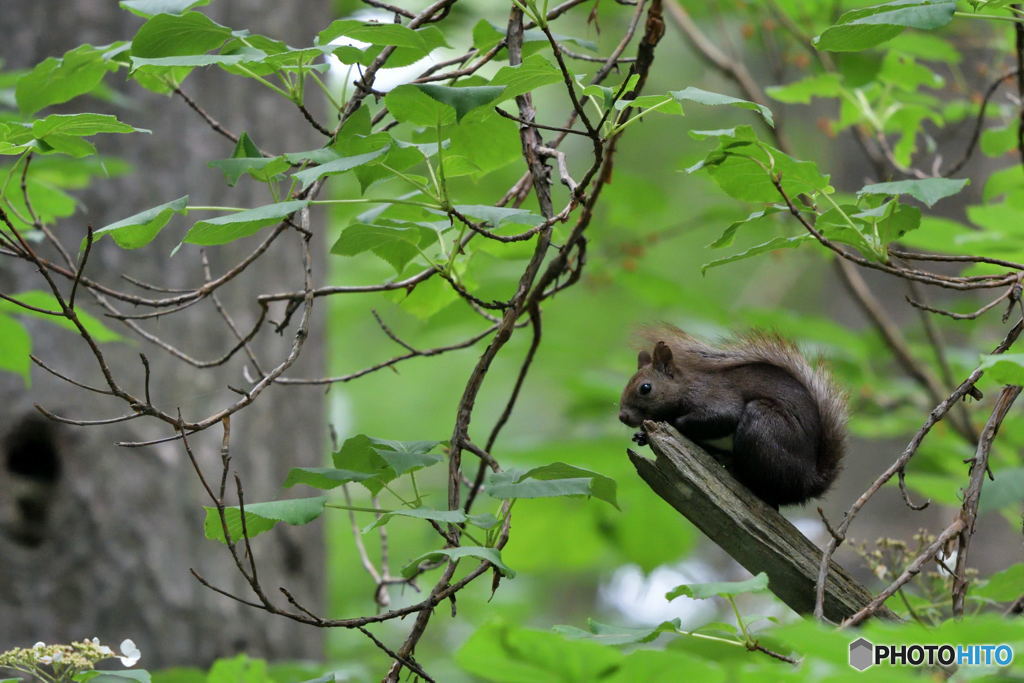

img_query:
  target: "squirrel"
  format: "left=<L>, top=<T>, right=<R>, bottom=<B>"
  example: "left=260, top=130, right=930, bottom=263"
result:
left=619, top=325, right=847, bottom=508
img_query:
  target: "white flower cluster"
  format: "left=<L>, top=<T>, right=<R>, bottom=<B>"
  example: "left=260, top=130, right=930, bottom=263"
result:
left=0, top=636, right=142, bottom=680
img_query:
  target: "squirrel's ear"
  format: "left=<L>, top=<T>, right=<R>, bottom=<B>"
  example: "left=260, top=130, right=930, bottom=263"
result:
left=637, top=350, right=652, bottom=368
left=652, top=341, right=674, bottom=376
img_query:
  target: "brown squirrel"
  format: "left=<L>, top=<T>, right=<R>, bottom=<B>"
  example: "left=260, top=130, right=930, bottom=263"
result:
left=619, top=325, right=847, bottom=508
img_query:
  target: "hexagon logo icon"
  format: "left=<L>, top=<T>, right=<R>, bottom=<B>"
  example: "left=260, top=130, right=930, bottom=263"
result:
left=849, top=637, right=874, bottom=671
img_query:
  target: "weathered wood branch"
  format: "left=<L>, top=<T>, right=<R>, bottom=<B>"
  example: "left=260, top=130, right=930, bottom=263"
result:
left=628, top=420, right=898, bottom=624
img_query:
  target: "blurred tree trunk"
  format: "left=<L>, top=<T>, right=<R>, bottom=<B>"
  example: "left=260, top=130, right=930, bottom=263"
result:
left=0, top=1, right=328, bottom=668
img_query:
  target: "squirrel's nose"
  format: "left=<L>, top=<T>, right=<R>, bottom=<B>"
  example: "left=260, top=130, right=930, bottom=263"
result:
left=618, top=410, right=631, bottom=425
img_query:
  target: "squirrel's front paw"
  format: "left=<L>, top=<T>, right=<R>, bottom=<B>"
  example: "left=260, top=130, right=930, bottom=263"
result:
left=631, top=431, right=649, bottom=446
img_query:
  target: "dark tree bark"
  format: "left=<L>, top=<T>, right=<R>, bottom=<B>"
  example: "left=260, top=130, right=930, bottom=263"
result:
left=0, top=1, right=328, bottom=668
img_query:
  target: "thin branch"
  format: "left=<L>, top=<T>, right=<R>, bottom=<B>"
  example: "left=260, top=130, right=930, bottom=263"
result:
left=951, top=385, right=1022, bottom=616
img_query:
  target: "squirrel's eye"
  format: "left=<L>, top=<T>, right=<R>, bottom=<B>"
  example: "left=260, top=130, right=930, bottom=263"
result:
left=639, top=383, right=652, bottom=395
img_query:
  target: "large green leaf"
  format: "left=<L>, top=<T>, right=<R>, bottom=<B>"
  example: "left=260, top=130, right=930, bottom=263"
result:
left=0, top=314, right=31, bottom=384
left=331, top=220, right=439, bottom=275
left=857, top=177, right=969, bottom=207
left=486, top=462, right=619, bottom=509
left=490, top=54, right=562, bottom=101
left=670, top=87, right=774, bottom=127
left=130, top=52, right=265, bottom=70
left=689, top=126, right=831, bottom=202
left=370, top=438, right=443, bottom=475
left=208, top=132, right=287, bottom=186
left=974, top=562, right=1024, bottom=601
left=321, top=21, right=449, bottom=68
left=131, top=11, right=235, bottom=58
left=401, top=546, right=514, bottom=578
left=329, top=434, right=444, bottom=495
left=977, top=354, right=1024, bottom=386
left=385, top=84, right=455, bottom=126
left=32, top=113, right=146, bottom=138
left=415, top=84, right=507, bottom=122
left=554, top=618, right=682, bottom=646
left=203, top=496, right=327, bottom=543
left=814, top=0, right=956, bottom=52
left=183, top=199, right=309, bottom=245
left=453, top=205, right=543, bottom=230
left=91, top=195, right=189, bottom=249
left=16, top=45, right=118, bottom=115
left=292, top=147, right=388, bottom=190
left=282, top=466, right=379, bottom=490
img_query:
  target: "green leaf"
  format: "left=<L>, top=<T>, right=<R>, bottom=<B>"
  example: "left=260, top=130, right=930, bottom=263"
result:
left=701, top=235, right=813, bottom=273
left=979, top=467, right=1024, bottom=514
left=814, top=0, right=956, bottom=52
left=415, top=84, right=507, bottom=122
left=292, top=146, right=388, bottom=190
left=766, top=73, right=843, bottom=104
left=319, top=20, right=449, bottom=52
left=321, top=22, right=449, bottom=68
left=34, top=134, right=98, bottom=158
left=331, top=220, right=438, bottom=274
left=666, top=572, right=770, bottom=600
left=553, top=618, right=681, bottom=646
left=208, top=156, right=289, bottom=187
left=183, top=199, right=309, bottom=246
left=282, top=466, right=379, bottom=490
left=486, top=462, right=619, bottom=509
left=446, top=113, right=520, bottom=178
left=131, top=11, right=234, bottom=58
left=453, top=205, right=543, bottom=230
left=370, top=438, right=443, bottom=475
left=203, top=496, right=327, bottom=543
left=857, top=177, right=969, bottom=207
left=363, top=508, right=499, bottom=533
left=16, top=45, right=117, bottom=115
left=401, top=546, right=514, bottom=578
left=32, top=113, right=146, bottom=138
left=671, top=86, right=774, bottom=127
left=91, top=195, right=189, bottom=249
left=385, top=84, right=455, bottom=126
left=327, top=434, right=443, bottom=495
left=208, top=132, right=287, bottom=186
left=977, top=354, right=1024, bottom=385
left=130, top=52, right=265, bottom=70
left=690, top=127, right=832, bottom=202
left=120, top=0, right=210, bottom=17
left=975, top=563, right=1024, bottom=601
left=0, top=315, right=31, bottom=384
left=0, top=291, right=121, bottom=342
left=875, top=202, right=921, bottom=244
left=490, top=54, right=562, bottom=100
left=708, top=207, right=786, bottom=248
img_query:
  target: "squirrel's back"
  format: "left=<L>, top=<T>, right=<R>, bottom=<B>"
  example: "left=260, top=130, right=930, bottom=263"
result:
left=639, top=324, right=848, bottom=483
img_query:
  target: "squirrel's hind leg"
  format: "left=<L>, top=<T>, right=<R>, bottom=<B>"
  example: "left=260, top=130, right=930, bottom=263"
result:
left=731, top=399, right=822, bottom=507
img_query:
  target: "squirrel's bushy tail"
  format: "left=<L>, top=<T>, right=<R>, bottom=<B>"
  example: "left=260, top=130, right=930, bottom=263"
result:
left=640, top=324, right=848, bottom=491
